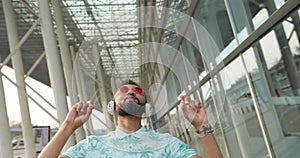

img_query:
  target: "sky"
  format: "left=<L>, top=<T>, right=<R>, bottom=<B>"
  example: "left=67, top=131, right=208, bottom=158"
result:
left=2, top=65, right=107, bottom=132
left=2, top=66, right=59, bottom=128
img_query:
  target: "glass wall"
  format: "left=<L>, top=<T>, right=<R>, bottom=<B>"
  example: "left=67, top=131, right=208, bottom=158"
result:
left=146, top=0, right=300, bottom=157
left=241, top=8, right=300, bottom=157
left=223, top=55, right=269, bottom=157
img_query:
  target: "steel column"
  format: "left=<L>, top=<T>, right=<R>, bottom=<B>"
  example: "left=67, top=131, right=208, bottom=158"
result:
left=51, top=0, right=86, bottom=142
left=2, top=0, right=37, bottom=157
left=2, top=72, right=59, bottom=123
left=0, top=67, right=13, bottom=158
left=71, top=47, right=95, bottom=135
left=37, top=0, right=75, bottom=151
left=51, top=0, right=75, bottom=105
left=240, top=55, right=276, bottom=158
left=70, top=46, right=89, bottom=142
left=1, top=17, right=40, bottom=68
left=25, top=52, right=45, bottom=77
left=92, top=42, right=115, bottom=131
left=2, top=0, right=36, bottom=157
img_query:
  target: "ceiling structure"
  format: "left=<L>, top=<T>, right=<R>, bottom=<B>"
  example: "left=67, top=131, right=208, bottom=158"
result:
left=0, top=0, right=146, bottom=88
left=0, top=0, right=267, bottom=92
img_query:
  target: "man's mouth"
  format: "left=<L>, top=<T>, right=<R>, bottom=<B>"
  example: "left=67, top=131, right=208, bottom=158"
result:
left=124, top=96, right=139, bottom=103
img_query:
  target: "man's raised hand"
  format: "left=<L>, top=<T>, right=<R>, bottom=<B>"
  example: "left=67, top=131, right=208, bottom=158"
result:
left=65, top=101, right=95, bottom=130
left=180, top=96, right=208, bottom=129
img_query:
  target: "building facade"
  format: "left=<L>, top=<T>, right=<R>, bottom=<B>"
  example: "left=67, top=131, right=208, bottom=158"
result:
left=142, top=0, right=300, bottom=157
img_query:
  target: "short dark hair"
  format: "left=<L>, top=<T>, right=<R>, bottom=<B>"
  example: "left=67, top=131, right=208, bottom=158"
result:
left=120, top=79, right=140, bottom=87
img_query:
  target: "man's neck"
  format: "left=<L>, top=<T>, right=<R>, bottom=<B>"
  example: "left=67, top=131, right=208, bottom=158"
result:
left=117, top=116, right=142, bottom=133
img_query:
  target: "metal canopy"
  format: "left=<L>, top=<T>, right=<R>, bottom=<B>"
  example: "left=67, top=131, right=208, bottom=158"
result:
left=0, top=0, right=140, bottom=87
left=0, top=0, right=267, bottom=88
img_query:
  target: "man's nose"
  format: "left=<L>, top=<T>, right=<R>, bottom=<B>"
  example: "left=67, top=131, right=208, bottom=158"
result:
left=127, top=89, right=135, bottom=95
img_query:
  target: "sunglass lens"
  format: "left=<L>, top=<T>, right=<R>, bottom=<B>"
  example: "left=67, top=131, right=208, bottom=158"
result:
left=134, top=87, right=143, bottom=94
left=119, top=86, right=129, bottom=93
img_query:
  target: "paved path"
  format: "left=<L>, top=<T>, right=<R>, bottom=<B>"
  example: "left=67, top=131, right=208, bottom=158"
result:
left=13, top=149, right=25, bottom=158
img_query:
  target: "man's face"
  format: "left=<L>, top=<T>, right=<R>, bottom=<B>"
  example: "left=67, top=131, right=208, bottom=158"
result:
left=114, top=84, right=146, bottom=117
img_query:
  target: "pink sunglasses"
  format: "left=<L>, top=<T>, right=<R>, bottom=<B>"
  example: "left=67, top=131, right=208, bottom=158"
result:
left=119, top=86, right=144, bottom=95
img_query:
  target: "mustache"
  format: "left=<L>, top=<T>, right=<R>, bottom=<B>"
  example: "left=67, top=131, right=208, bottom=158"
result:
left=124, top=95, right=141, bottom=104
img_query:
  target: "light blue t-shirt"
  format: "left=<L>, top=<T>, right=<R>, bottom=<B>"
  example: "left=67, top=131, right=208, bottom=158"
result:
left=63, top=126, right=196, bottom=158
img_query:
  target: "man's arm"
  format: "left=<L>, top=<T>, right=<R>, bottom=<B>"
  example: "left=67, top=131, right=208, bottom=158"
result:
left=199, top=133, right=222, bottom=158
left=181, top=96, right=222, bottom=158
left=38, top=122, right=73, bottom=158
left=189, top=133, right=221, bottom=158
left=38, top=101, right=95, bottom=158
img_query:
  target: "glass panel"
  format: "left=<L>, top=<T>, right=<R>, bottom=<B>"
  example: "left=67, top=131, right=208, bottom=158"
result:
left=258, top=11, right=300, bottom=97
left=220, top=57, right=268, bottom=157
left=170, top=0, right=190, bottom=12
left=150, top=2, right=299, bottom=157
left=193, top=0, right=235, bottom=57
left=163, top=30, right=177, bottom=46
left=181, top=39, right=205, bottom=76
left=226, top=0, right=255, bottom=42
left=155, top=0, right=164, bottom=19
left=227, top=0, right=289, bottom=42
left=193, top=80, right=229, bottom=157
left=162, top=6, right=182, bottom=46
left=242, top=8, right=300, bottom=157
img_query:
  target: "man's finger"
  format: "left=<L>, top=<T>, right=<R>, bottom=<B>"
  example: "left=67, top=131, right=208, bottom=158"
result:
left=79, top=102, right=88, bottom=114
left=86, top=103, right=95, bottom=114
left=184, top=97, right=191, bottom=104
left=180, top=96, right=185, bottom=101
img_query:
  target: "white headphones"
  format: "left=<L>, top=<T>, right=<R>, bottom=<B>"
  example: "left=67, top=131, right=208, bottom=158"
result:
left=145, top=103, right=153, bottom=117
left=107, top=100, right=115, bottom=115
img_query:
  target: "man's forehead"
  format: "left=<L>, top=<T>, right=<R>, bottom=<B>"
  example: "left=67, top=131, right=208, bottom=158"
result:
left=120, top=84, right=140, bottom=88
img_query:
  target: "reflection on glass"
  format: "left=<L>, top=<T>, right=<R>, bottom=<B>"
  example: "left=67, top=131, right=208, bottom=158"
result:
left=148, top=1, right=299, bottom=158
left=227, top=0, right=288, bottom=42
left=193, top=0, right=234, bottom=53
left=170, top=0, right=189, bottom=12
left=220, top=57, right=268, bottom=158
left=259, top=18, right=300, bottom=96
left=242, top=8, right=300, bottom=157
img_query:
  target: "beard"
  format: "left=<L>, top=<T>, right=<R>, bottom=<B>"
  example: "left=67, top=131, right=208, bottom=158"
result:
left=118, top=102, right=145, bottom=117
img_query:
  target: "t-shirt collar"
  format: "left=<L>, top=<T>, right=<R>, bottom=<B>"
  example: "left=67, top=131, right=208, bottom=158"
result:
left=115, top=126, right=146, bottom=139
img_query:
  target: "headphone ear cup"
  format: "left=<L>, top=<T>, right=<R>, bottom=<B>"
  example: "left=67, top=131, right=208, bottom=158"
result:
left=145, top=103, right=153, bottom=117
left=107, top=101, right=115, bottom=115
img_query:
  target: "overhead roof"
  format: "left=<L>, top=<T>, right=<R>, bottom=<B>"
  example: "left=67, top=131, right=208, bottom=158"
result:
left=0, top=0, right=268, bottom=90
left=0, top=0, right=141, bottom=87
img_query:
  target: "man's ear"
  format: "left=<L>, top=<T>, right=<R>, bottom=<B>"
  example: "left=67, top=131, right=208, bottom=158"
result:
left=107, top=100, right=115, bottom=115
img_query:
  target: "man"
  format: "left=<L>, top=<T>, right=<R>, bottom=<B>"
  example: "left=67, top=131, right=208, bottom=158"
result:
left=38, top=80, right=222, bottom=158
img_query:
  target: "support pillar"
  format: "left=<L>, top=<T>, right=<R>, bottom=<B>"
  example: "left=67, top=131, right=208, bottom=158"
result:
left=2, top=0, right=36, bottom=157
left=51, top=0, right=86, bottom=140
left=92, top=42, right=115, bottom=131
left=37, top=0, right=74, bottom=151
left=75, top=52, right=94, bottom=135
left=0, top=64, right=13, bottom=158
left=70, top=46, right=93, bottom=139
left=265, top=0, right=300, bottom=95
